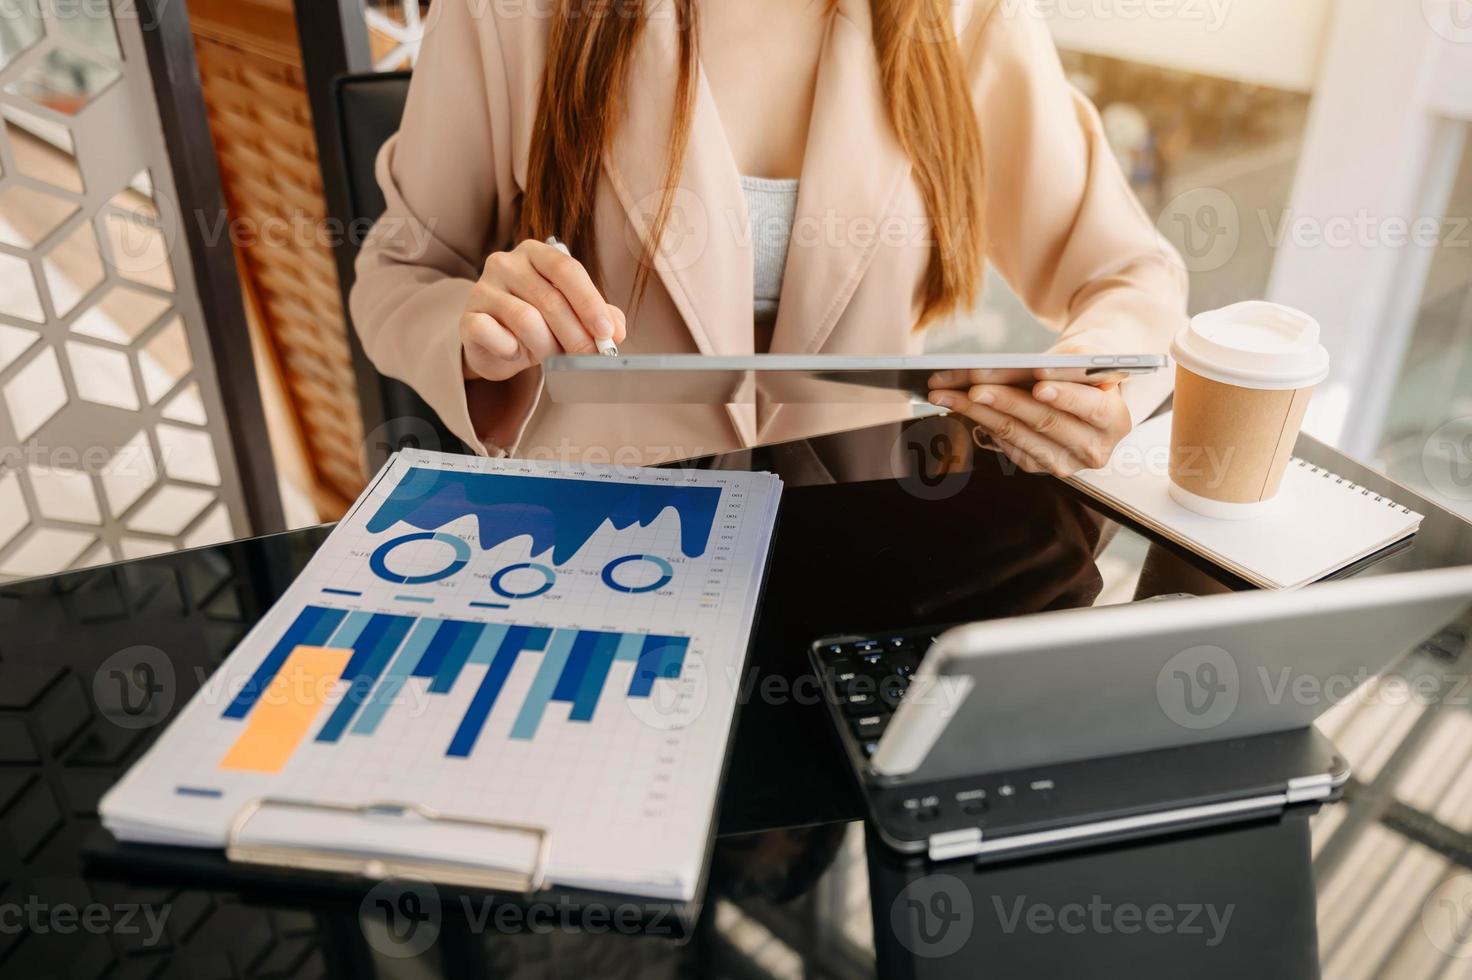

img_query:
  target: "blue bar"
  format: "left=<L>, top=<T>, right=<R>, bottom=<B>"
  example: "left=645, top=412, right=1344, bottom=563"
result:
left=467, top=624, right=510, bottom=665
left=394, top=595, right=434, bottom=604
left=352, top=617, right=440, bottom=735
left=341, top=613, right=407, bottom=678
left=658, top=638, right=690, bottom=680
left=321, top=588, right=362, bottom=597
left=553, top=631, right=601, bottom=702
left=175, top=786, right=223, bottom=798
left=412, top=619, right=461, bottom=678
left=329, top=610, right=375, bottom=650
left=429, top=621, right=484, bottom=694
left=569, top=632, right=621, bottom=721
left=447, top=626, right=537, bottom=757
left=469, top=601, right=510, bottom=610
left=629, top=634, right=679, bottom=698
left=509, top=630, right=576, bottom=740
left=613, top=633, right=644, bottom=663
left=316, top=614, right=414, bottom=742
left=224, top=605, right=345, bottom=719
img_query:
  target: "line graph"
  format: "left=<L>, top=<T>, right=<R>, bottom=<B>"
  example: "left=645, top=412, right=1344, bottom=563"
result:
left=365, top=469, right=723, bottom=564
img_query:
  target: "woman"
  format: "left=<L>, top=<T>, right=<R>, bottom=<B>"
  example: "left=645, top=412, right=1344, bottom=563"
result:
left=351, top=0, right=1186, bottom=476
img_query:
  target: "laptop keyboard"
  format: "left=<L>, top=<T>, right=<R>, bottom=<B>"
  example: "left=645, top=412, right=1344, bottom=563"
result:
left=814, top=630, right=936, bottom=759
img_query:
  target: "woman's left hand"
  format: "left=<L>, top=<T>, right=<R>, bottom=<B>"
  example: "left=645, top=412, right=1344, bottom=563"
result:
left=927, top=371, right=1132, bottom=478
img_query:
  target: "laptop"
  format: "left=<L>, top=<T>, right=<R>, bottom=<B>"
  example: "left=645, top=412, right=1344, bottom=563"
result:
left=809, top=566, right=1472, bottom=863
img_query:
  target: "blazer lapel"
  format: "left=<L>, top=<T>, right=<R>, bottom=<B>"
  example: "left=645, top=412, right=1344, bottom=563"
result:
left=767, top=0, right=913, bottom=358
left=758, top=0, right=915, bottom=438
left=602, top=0, right=754, bottom=363
left=601, top=0, right=912, bottom=445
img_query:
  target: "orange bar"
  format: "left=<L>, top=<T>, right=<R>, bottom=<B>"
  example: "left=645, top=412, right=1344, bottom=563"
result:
left=219, top=646, right=351, bottom=773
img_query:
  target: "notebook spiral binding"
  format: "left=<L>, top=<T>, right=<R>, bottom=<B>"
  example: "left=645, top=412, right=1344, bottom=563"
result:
left=1291, top=459, right=1416, bottom=515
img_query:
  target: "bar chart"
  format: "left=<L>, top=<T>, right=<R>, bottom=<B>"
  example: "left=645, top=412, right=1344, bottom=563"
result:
left=219, top=604, right=692, bottom=771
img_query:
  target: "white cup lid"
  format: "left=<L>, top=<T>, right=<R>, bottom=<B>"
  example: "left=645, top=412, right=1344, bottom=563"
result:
left=1171, top=301, right=1330, bottom=390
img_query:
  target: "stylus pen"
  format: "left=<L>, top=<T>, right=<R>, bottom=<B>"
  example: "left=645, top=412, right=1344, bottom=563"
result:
left=545, top=236, right=619, bottom=357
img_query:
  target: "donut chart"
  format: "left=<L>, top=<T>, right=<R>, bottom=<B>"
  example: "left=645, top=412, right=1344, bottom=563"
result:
left=490, top=562, right=557, bottom=600
left=369, top=532, right=471, bottom=585
left=601, top=554, right=675, bottom=594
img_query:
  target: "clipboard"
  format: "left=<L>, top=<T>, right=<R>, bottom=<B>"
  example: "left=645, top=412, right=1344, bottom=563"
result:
left=228, top=798, right=550, bottom=895
left=90, top=453, right=785, bottom=921
left=83, top=823, right=702, bottom=940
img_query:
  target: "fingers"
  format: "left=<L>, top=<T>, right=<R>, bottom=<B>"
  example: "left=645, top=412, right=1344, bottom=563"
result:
left=1032, top=379, right=1119, bottom=430
left=525, top=241, right=617, bottom=345
left=460, top=311, right=529, bottom=381
left=928, top=367, right=1035, bottom=390
left=929, top=391, right=1088, bottom=476
left=462, top=242, right=628, bottom=381
left=964, top=383, right=1102, bottom=464
left=495, top=258, right=600, bottom=356
left=994, top=439, right=1050, bottom=475
left=489, top=294, right=562, bottom=364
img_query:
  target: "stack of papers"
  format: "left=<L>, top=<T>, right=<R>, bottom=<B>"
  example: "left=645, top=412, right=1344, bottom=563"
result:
left=102, top=450, right=783, bottom=900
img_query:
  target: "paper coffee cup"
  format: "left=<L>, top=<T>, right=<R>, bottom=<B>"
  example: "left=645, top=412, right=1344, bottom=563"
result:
left=1168, top=302, right=1329, bottom=520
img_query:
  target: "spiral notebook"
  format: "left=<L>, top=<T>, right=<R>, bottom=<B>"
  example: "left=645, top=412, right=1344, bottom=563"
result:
left=1068, top=414, right=1423, bottom=590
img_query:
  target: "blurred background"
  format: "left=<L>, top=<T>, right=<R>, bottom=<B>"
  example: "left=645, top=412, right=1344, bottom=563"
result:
left=0, top=0, right=1470, bottom=581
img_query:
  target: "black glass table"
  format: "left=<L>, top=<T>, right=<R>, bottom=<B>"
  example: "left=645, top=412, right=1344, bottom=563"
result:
left=3, top=416, right=1471, bottom=979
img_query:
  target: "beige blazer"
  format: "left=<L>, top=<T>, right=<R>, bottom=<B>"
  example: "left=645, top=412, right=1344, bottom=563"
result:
left=351, top=0, right=1187, bottom=463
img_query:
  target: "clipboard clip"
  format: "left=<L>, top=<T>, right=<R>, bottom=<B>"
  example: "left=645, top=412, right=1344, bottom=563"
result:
left=227, top=798, right=550, bottom=897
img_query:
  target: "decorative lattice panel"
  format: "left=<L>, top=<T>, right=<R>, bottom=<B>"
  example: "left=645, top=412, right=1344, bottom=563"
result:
left=366, top=0, right=428, bottom=70
left=0, top=0, right=251, bottom=580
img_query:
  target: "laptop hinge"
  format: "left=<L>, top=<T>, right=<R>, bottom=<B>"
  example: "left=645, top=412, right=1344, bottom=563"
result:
left=1286, top=773, right=1336, bottom=804
left=928, top=827, right=984, bottom=861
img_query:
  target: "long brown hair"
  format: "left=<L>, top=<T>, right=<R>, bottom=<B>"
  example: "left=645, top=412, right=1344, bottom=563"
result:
left=520, top=0, right=984, bottom=326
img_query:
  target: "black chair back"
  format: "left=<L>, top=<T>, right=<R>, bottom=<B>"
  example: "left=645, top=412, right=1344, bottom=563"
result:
left=332, top=71, right=465, bottom=462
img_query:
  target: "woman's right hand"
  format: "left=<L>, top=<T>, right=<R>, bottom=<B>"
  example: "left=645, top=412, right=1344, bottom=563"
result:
left=460, top=239, right=628, bottom=382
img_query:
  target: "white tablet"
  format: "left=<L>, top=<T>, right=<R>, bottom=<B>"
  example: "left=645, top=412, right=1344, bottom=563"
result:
left=541, top=353, right=1167, bottom=405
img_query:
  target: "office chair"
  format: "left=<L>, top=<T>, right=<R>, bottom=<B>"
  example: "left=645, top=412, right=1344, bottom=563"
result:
left=331, top=70, right=465, bottom=465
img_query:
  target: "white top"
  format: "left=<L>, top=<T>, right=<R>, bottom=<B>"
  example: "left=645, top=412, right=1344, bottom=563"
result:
left=740, top=176, right=800, bottom=338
